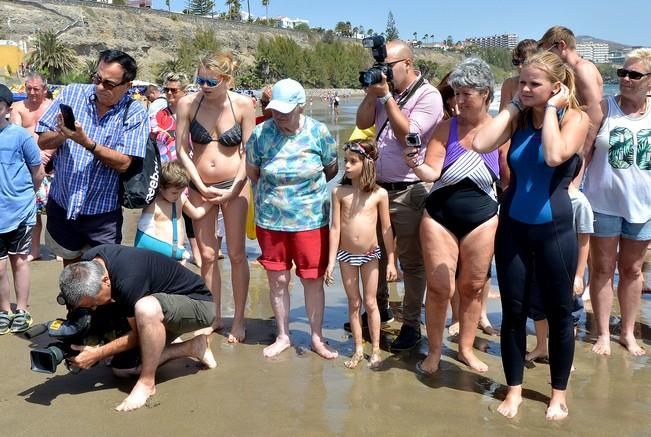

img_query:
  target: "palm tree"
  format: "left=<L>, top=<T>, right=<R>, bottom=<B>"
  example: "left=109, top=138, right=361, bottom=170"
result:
left=246, top=0, right=251, bottom=21
left=366, top=28, right=373, bottom=37
left=413, top=31, right=417, bottom=43
left=26, top=30, right=78, bottom=83
left=423, top=33, right=429, bottom=44
left=165, top=0, right=171, bottom=12
left=225, top=0, right=241, bottom=20
left=261, top=0, right=269, bottom=21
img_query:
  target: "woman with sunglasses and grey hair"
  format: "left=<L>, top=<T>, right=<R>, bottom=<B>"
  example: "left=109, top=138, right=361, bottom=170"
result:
left=404, top=57, right=505, bottom=375
left=176, top=51, right=255, bottom=344
left=583, top=48, right=651, bottom=357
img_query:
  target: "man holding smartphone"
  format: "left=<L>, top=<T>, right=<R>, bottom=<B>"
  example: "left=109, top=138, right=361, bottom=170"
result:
left=356, top=39, right=443, bottom=351
left=35, top=50, right=149, bottom=265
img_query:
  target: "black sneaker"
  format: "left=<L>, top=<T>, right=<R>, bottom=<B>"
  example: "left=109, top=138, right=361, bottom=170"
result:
left=344, top=308, right=395, bottom=332
left=390, top=324, right=421, bottom=351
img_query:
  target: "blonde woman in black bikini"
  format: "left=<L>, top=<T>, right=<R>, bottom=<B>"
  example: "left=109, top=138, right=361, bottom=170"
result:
left=176, top=52, right=255, bottom=343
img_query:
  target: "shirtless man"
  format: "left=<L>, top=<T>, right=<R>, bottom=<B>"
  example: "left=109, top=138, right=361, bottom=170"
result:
left=10, top=73, right=52, bottom=261
left=538, top=26, right=604, bottom=167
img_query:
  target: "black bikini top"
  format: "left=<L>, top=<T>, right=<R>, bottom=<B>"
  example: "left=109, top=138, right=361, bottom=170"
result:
left=190, top=93, right=242, bottom=147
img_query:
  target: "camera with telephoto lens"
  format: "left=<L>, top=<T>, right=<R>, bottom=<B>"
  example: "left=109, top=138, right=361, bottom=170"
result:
left=29, top=304, right=129, bottom=374
left=359, top=35, right=393, bottom=87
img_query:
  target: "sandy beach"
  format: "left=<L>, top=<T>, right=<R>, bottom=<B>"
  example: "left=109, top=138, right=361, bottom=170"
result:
left=0, top=98, right=650, bottom=436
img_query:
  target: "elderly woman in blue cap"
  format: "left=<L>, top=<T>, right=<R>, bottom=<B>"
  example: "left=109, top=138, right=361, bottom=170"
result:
left=246, top=78, right=339, bottom=359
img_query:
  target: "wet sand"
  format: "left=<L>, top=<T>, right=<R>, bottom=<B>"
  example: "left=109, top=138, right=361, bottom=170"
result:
left=1, top=99, right=650, bottom=435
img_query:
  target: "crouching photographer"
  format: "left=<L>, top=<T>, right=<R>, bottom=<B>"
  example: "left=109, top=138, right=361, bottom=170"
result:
left=356, top=38, right=443, bottom=351
left=46, top=244, right=219, bottom=412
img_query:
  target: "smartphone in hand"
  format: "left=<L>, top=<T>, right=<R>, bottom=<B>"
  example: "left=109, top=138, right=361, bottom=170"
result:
left=59, top=104, right=76, bottom=131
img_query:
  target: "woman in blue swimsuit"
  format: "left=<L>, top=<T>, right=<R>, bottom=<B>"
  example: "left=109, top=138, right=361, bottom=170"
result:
left=176, top=51, right=256, bottom=343
left=474, top=51, right=589, bottom=421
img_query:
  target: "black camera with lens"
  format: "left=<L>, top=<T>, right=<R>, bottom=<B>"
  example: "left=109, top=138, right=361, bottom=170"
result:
left=359, top=35, right=393, bottom=87
left=29, top=304, right=129, bottom=374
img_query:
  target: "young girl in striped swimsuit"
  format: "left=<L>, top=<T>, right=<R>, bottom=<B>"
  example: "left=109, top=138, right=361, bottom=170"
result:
left=325, top=139, right=397, bottom=369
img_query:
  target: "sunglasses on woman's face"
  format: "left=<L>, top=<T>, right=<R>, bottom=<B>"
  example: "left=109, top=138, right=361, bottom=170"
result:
left=163, top=87, right=182, bottom=94
left=512, top=59, right=523, bottom=67
left=616, top=68, right=651, bottom=80
left=195, top=76, right=221, bottom=87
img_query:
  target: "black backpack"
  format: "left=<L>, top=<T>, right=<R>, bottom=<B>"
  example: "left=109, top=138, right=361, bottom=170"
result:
left=120, top=99, right=161, bottom=209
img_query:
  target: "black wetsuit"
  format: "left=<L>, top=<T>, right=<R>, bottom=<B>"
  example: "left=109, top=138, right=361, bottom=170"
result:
left=495, top=119, right=579, bottom=390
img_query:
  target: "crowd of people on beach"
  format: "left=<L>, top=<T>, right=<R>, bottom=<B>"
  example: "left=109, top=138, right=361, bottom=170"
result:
left=0, top=25, right=649, bottom=417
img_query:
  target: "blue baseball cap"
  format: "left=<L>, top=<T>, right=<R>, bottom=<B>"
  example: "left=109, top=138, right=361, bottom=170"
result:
left=267, top=78, right=306, bottom=113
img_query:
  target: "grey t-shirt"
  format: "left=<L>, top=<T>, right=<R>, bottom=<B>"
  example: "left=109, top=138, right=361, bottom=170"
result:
left=570, top=189, right=594, bottom=234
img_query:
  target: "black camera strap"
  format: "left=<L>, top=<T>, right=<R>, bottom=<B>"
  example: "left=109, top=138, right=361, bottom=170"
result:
left=375, top=74, right=426, bottom=141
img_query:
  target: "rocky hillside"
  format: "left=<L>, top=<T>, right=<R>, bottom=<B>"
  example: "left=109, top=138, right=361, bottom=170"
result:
left=1, top=0, right=462, bottom=82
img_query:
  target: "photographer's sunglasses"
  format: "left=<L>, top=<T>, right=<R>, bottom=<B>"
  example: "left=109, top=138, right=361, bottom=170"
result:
left=616, top=68, right=651, bottom=81
left=91, top=73, right=127, bottom=90
left=512, top=58, right=523, bottom=66
left=196, top=76, right=221, bottom=87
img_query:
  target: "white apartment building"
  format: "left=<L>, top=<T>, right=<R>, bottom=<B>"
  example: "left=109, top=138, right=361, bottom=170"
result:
left=275, top=16, right=310, bottom=29
left=466, top=33, right=518, bottom=50
left=576, top=42, right=609, bottom=63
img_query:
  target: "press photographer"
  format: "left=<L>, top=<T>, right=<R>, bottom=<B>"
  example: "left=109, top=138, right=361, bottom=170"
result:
left=48, top=244, right=219, bottom=412
left=355, top=38, right=443, bottom=351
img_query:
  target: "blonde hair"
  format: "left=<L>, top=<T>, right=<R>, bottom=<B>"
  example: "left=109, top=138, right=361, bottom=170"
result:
left=164, top=72, right=189, bottom=90
left=539, top=26, right=576, bottom=49
left=521, top=51, right=581, bottom=117
left=160, top=161, right=189, bottom=189
left=340, top=139, right=379, bottom=193
left=625, top=48, right=651, bottom=72
left=199, top=51, right=238, bottom=87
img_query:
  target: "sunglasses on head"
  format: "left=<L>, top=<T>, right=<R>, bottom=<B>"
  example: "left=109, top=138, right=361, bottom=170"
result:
left=195, top=76, right=221, bottom=87
left=91, top=73, right=127, bottom=90
left=616, top=68, right=651, bottom=80
left=344, top=143, right=372, bottom=160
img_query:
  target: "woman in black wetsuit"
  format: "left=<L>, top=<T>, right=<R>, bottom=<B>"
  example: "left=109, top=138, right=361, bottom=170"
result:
left=474, top=51, right=589, bottom=421
left=176, top=52, right=255, bottom=344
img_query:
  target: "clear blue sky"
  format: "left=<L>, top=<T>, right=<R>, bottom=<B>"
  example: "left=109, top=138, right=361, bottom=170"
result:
left=152, top=0, right=651, bottom=47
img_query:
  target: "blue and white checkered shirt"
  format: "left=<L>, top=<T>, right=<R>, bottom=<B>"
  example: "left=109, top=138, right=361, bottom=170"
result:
left=36, top=84, right=149, bottom=220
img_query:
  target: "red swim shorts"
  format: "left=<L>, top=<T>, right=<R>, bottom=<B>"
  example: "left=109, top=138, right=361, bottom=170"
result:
left=256, top=226, right=329, bottom=279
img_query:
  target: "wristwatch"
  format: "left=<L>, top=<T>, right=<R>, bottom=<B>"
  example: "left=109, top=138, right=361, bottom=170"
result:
left=379, top=93, right=393, bottom=105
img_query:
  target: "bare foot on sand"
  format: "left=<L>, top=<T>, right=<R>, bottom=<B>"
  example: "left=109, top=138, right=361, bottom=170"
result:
left=619, top=334, right=646, bottom=356
left=263, top=335, right=291, bottom=358
left=497, top=387, right=522, bottom=419
left=479, top=320, right=499, bottom=336
left=448, top=321, right=460, bottom=336
left=344, top=351, right=364, bottom=369
left=368, top=352, right=382, bottom=370
left=592, top=335, right=611, bottom=355
left=546, top=397, right=569, bottom=421
left=227, top=320, right=246, bottom=344
left=115, top=381, right=156, bottom=412
left=525, top=346, right=549, bottom=363
left=458, top=350, right=488, bottom=372
left=416, top=354, right=440, bottom=376
left=189, top=334, right=217, bottom=368
left=311, top=336, right=338, bottom=360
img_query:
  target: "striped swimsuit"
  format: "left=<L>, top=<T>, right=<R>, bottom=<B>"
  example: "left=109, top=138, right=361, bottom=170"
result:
left=336, top=246, right=382, bottom=266
left=425, top=117, right=499, bottom=239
